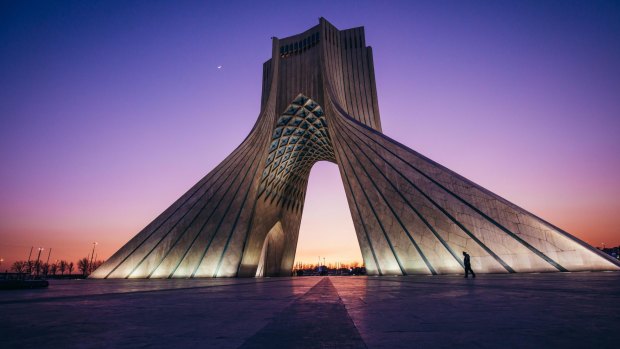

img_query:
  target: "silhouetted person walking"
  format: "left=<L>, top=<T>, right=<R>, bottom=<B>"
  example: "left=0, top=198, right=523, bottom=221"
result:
left=463, top=251, right=475, bottom=278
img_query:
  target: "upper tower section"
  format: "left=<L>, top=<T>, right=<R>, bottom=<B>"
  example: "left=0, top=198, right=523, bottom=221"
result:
left=260, top=18, right=382, bottom=132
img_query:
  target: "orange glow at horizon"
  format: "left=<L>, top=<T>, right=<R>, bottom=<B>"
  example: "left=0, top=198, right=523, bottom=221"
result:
left=294, top=162, right=364, bottom=267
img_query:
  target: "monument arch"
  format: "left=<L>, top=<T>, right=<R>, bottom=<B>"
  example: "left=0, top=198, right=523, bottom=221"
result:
left=92, top=18, right=620, bottom=278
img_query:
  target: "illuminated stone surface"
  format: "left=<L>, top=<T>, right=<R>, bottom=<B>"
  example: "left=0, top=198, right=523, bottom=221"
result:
left=1, top=273, right=619, bottom=348
left=91, top=18, right=619, bottom=279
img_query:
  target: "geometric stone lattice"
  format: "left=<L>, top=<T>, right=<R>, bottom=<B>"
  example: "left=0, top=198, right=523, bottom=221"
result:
left=92, top=18, right=619, bottom=279
left=258, top=95, right=335, bottom=213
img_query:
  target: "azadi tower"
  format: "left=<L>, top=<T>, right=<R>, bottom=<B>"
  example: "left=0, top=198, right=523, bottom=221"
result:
left=92, top=19, right=619, bottom=278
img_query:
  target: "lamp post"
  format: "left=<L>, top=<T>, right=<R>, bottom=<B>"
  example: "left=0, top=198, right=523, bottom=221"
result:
left=35, top=247, right=44, bottom=277
left=89, top=242, right=98, bottom=274
left=45, top=248, right=52, bottom=265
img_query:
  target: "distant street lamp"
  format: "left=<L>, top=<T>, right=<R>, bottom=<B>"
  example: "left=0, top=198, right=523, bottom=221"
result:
left=35, top=247, right=44, bottom=277
left=89, top=242, right=98, bottom=273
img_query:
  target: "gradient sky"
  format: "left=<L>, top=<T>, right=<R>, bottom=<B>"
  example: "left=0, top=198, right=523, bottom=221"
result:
left=1, top=1, right=619, bottom=268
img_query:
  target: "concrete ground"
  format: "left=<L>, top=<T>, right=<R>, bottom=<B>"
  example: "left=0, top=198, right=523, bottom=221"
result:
left=0, top=272, right=618, bottom=348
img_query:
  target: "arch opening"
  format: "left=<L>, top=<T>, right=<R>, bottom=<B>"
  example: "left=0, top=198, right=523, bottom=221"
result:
left=293, top=161, right=363, bottom=271
left=255, top=221, right=286, bottom=277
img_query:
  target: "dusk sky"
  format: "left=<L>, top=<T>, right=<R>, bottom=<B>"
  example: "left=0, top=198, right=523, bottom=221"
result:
left=1, top=1, right=619, bottom=268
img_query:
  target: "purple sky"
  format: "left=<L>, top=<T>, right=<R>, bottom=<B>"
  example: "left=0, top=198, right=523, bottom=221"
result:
left=1, top=1, right=619, bottom=268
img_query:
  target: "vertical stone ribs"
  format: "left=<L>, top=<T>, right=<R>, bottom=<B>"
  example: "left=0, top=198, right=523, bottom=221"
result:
left=92, top=18, right=620, bottom=279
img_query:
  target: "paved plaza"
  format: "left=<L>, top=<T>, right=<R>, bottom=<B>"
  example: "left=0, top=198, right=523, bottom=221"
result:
left=1, top=272, right=619, bottom=348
